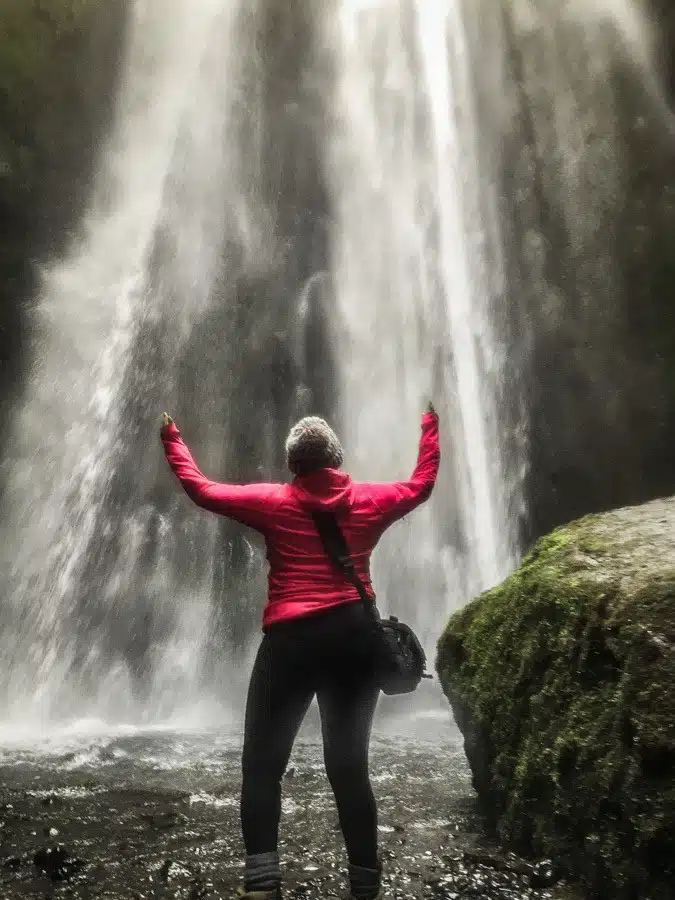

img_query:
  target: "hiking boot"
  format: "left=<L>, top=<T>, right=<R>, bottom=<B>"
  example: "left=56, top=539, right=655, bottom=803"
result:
left=234, top=887, right=282, bottom=900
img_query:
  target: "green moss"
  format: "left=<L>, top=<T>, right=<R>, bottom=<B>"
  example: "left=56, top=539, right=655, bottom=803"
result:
left=437, top=496, right=675, bottom=899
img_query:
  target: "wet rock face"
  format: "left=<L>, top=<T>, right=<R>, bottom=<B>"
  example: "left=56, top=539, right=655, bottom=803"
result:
left=0, top=0, right=128, bottom=442
left=437, top=495, right=675, bottom=899
left=490, top=0, right=675, bottom=541
left=648, top=0, right=675, bottom=102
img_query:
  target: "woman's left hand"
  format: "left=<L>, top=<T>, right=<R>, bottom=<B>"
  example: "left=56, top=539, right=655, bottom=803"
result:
left=161, top=412, right=174, bottom=434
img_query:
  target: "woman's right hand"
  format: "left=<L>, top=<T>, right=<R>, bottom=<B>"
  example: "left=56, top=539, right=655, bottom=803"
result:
left=161, top=412, right=174, bottom=435
left=426, top=401, right=437, bottom=417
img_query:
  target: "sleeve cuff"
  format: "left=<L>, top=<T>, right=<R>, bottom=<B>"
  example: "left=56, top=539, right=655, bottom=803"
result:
left=162, top=422, right=180, bottom=438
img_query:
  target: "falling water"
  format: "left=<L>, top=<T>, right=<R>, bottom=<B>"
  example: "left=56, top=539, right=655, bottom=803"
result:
left=322, top=0, right=522, bottom=647
left=0, top=0, right=525, bottom=725
left=0, top=0, right=663, bottom=728
left=0, top=0, right=260, bottom=724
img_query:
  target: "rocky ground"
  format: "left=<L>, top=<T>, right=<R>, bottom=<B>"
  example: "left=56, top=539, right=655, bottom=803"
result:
left=0, top=712, right=581, bottom=899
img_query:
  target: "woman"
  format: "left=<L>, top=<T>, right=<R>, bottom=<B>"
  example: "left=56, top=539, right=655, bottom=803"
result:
left=160, top=405, right=440, bottom=900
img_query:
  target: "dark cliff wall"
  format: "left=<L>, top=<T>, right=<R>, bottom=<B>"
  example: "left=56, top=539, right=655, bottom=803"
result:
left=0, top=0, right=128, bottom=429
left=650, top=0, right=675, bottom=103
left=492, top=1, right=675, bottom=544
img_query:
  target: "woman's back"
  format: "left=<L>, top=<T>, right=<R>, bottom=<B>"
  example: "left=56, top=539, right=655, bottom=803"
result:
left=161, top=411, right=439, bottom=626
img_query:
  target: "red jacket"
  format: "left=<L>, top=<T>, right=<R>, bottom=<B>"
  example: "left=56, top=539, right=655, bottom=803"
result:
left=161, top=412, right=440, bottom=627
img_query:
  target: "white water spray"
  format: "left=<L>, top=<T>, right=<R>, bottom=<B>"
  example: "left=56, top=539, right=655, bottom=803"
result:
left=0, top=0, right=254, bottom=724
left=323, top=0, right=521, bottom=646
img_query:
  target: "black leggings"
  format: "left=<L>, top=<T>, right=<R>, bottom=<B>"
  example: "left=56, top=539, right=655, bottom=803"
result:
left=241, top=601, right=380, bottom=869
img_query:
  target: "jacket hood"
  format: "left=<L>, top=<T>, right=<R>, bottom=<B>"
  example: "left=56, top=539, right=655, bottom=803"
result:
left=291, top=468, right=354, bottom=511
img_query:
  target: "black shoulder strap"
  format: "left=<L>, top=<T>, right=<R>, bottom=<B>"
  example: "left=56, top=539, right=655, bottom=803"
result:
left=310, top=510, right=376, bottom=616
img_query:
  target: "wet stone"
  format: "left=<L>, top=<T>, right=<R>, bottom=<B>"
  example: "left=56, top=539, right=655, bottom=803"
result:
left=159, top=858, right=175, bottom=880
left=462, top=849, right=533, bottom=876
left=33, top=844, right=86, bottom=880
left=140, top=808, right=186, bottom=829
left=529, top=860, right=562, bottom=889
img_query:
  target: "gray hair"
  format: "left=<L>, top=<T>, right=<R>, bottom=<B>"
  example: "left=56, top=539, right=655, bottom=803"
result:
left=285, top=416, right=344, bottom=475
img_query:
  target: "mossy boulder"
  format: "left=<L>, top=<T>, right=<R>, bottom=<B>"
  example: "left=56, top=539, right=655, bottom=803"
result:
left=437, top=496, right=675, bottom=899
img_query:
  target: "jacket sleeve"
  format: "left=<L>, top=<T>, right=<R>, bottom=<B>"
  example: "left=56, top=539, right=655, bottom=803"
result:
left=366, top=412, right=440, bottom=528
left=161, top=422, right=280, bottom=531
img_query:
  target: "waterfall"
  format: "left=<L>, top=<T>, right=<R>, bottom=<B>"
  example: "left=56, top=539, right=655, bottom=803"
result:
left=0, top=0, right=525, bottom=726
left=322, top=0, right=522, bottom=647
left=0, top=0, right=262, bottom=725
left=5, top=0, right=661, bottom=728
